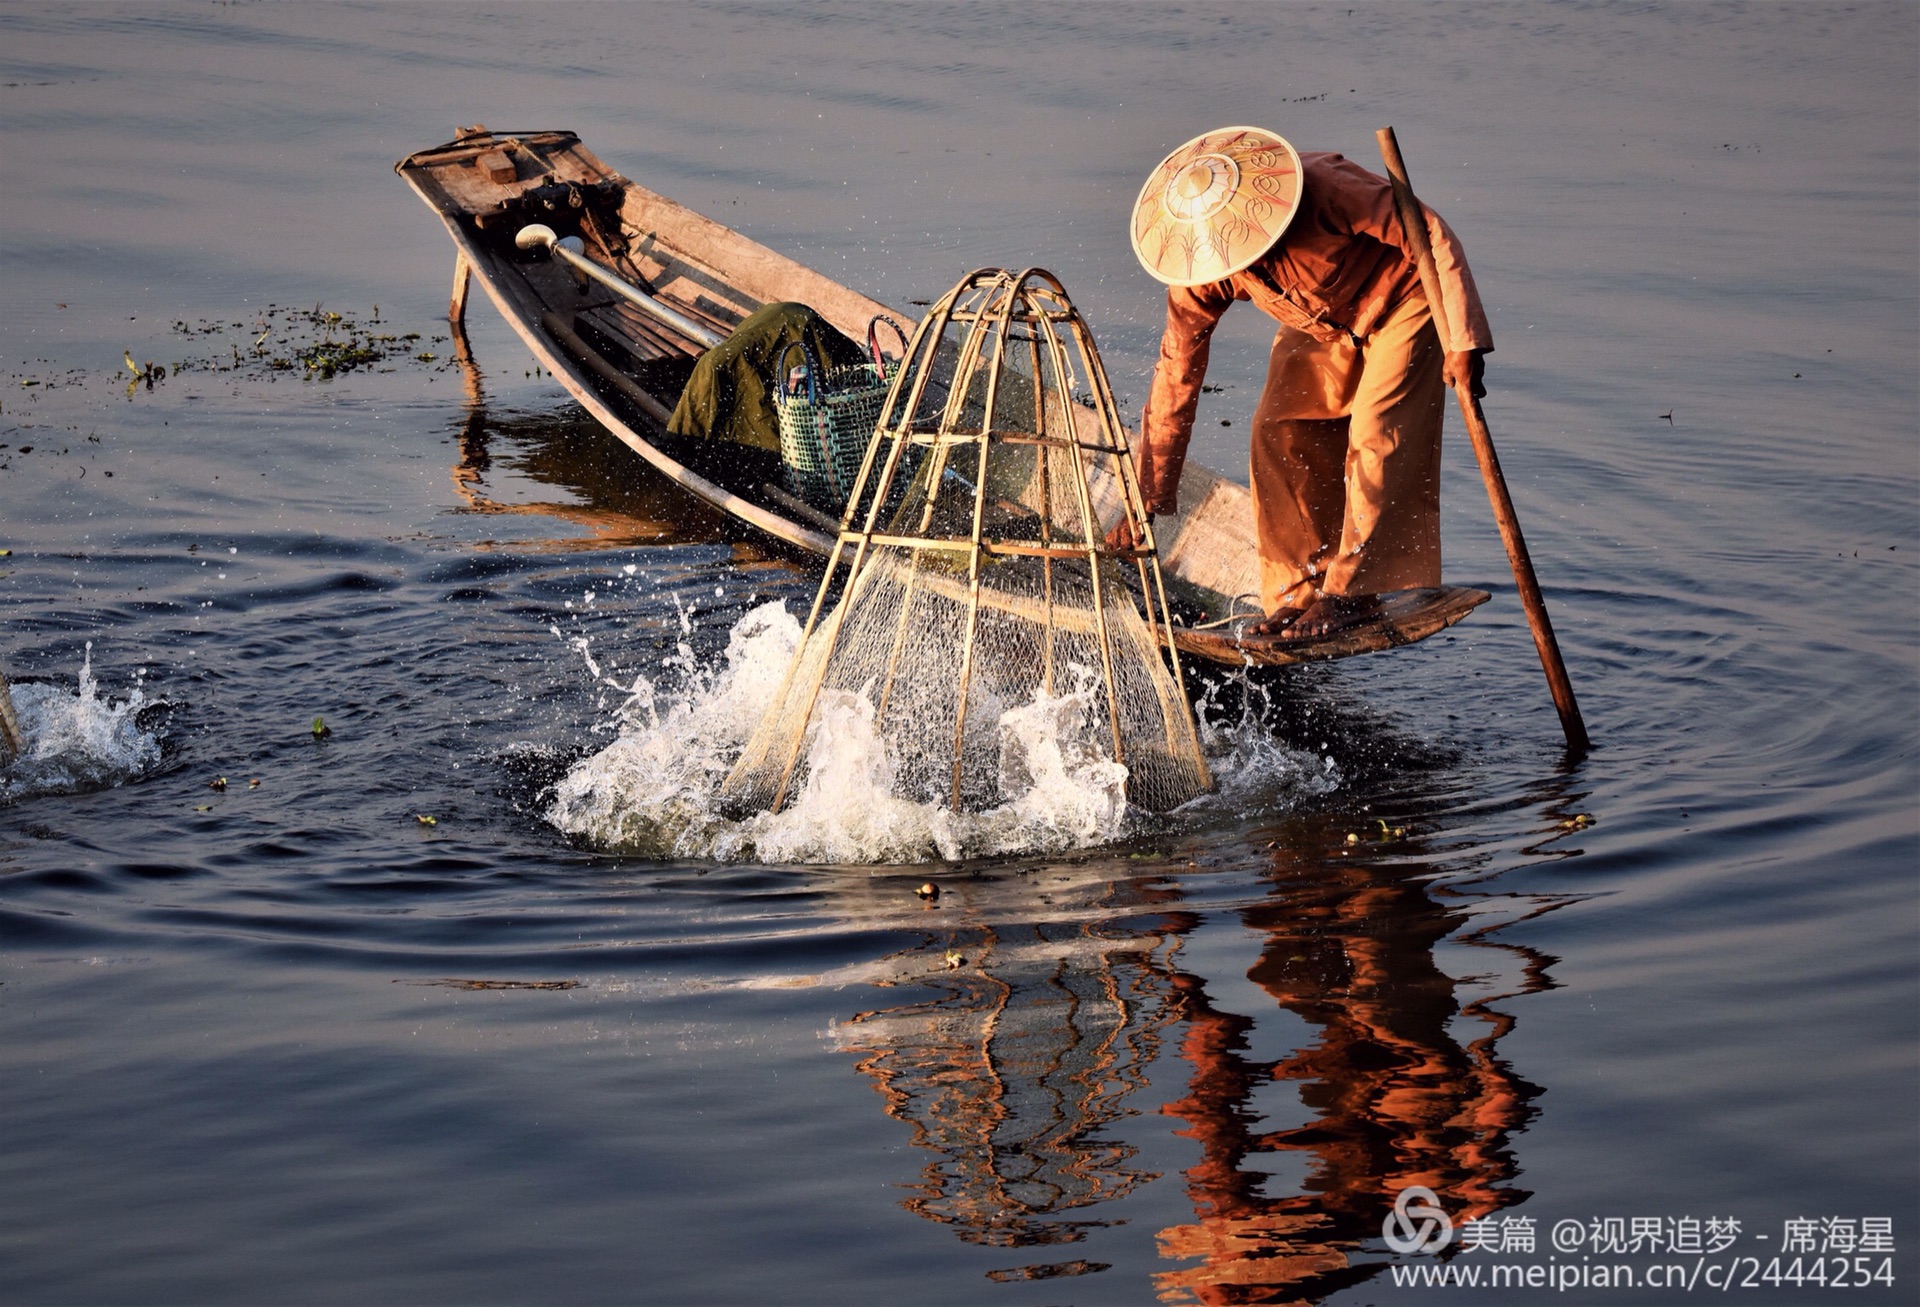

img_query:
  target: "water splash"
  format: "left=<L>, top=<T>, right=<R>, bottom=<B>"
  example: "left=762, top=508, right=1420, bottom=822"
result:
left=1, top=645, right=165, bottom=804
left=544, top=600, right=1336, bottom=864
left=1190, top=671, right=1345, bottom=821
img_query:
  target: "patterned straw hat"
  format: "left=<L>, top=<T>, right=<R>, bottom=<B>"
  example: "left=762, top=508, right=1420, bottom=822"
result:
left=1131, top=126, right=1304, bottom=287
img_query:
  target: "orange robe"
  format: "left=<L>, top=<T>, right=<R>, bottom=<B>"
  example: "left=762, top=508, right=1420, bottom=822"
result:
left=1136, top=151, right=1493, bottom=612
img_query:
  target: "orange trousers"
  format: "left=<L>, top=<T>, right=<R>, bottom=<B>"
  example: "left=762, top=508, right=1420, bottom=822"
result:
left=1249, top=295, right=1445, bottom=613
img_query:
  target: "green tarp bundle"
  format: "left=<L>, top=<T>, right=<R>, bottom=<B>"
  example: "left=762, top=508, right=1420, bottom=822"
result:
left=666, top=301, right=868, bottom=453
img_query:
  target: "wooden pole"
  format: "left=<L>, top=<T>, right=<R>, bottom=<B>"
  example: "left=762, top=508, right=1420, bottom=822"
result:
left=1376, top=127, right=1590, bottom=754
left=448, top=250, right=472, bottom=329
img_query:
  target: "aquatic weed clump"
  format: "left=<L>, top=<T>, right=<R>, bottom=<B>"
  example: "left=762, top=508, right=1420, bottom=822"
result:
left=167, top=304, right=444, bottom=381
left=6, top=305, right=459, bottom=397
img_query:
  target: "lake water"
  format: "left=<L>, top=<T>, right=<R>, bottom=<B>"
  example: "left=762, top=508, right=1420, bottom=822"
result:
left=2, top=3, right=1915, bottom=1304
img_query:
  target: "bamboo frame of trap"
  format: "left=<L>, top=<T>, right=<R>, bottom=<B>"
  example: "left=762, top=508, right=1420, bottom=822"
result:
left=762, top=267, right=1212, bottom=813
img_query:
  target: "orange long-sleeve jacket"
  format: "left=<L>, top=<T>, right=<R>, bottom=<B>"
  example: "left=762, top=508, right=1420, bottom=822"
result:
left=1135, top=151, right=1494, bottom=514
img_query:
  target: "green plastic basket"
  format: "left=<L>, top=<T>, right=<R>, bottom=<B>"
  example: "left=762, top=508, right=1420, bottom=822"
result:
left=773, top=345, right=889, bottom=511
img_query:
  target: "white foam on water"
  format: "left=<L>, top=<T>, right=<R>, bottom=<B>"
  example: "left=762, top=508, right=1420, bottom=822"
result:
left=544, top=599, right=803, bottom=857
left=1190, top=675, right=1345, bottom=822
left=1, top=644, right=165, bottom=803
left=729, top=687, right=954, bottom=864
left=544, top=599, right=1336, bottom=863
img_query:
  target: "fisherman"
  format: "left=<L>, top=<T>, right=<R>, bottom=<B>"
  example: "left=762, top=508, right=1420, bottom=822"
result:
left=1120, top=126, right=1492, bottom=639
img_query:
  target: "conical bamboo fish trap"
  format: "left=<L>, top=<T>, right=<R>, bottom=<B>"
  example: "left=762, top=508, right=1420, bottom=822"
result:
left=726, top=268, right=1211, bottom=816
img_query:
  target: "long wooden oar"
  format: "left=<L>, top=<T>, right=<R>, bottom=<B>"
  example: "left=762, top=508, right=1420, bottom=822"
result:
left=1376, top=126, right=1590, bottom=753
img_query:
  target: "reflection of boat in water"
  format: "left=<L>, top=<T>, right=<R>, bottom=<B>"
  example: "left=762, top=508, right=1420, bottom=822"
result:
left=397, top=128, right=1488, bottom=667
left=442, top=337, right=735, bottom=553
left=826, top=847, right=1556, bottom=1299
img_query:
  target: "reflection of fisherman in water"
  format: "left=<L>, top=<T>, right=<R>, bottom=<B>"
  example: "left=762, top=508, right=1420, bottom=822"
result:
left=833, top=850, right=1554, bottom=1300
left=1154, top=845, right=1551, bottom=1305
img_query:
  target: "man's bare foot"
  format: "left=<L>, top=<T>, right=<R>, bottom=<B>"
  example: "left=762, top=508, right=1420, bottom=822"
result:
left=1288, top=592, right=1383, bottom=639
left=1243, top=606, right=1306, bottom=638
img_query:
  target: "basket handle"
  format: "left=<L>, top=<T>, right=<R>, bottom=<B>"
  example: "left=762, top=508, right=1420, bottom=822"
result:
left=867, top=315, right=908, bottom=380
left=774, top=338, right=821, bottom=405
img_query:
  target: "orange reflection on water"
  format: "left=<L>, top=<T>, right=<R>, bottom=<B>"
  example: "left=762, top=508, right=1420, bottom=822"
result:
left=1153, top=845, right=1552, bottom=1303
left=834, top=847, right=1559, bottom=1302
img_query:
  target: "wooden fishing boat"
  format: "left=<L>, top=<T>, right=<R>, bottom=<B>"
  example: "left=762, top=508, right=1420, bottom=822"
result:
left=396, top=127, right=1486, bottom=667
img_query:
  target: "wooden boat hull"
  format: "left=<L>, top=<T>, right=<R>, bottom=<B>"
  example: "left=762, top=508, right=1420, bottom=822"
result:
left=396, top=128, right=1487, bottom=667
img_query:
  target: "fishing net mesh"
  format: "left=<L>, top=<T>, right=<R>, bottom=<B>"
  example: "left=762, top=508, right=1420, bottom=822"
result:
left=724, top=269, right=1211, bottom=816
left=726, top=549, right=1208, bottom=812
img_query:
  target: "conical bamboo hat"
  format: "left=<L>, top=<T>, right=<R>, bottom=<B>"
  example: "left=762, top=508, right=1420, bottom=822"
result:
left=1130, top=126, right=1304, bottom=287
